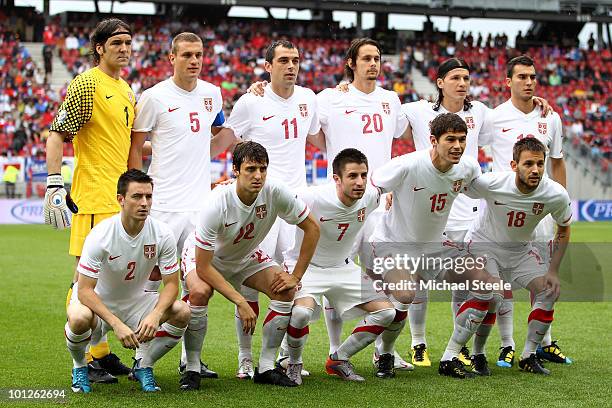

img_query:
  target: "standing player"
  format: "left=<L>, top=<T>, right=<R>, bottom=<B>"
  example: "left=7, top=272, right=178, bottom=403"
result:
left=65, top=169, right=190, bottom=393
left=128, top=32, right=224, bottom=389
left=479, top=55, right=570, bottom=368
left=45, top=18, right=135, bottom=383
left=368, top=113, right=500, bottom=379
left=215, top=40, right=321, bottom=378
left=400, top=57, right=553, bottom=368
left=182, top=141, right=320, bottom=386
left=400, top=58, right=486, bottom=367
left=316, top=37, right=411, bottom=370
left=459, top=138, right=572, bottom=375
left=284, top=148, right=397, bottom=384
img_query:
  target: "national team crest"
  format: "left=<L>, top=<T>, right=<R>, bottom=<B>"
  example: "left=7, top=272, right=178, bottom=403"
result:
left=452, top=180, right=463, bottom=193
left=127, top=91, right=135, bottom=104
left=256, top=204, right=267, bottom=219
left=204, top=98, right=213, bottom=112
left=465, top=116, right=475, bottom=129
left=532, top=203, right=544, bottom=215
left=382, top=102, right=390, bottom=115
left=357, top=207, right=366, bottom=222
left=299, top=104, right=309, bottom=118
left=144, top=244, right=156, bottom=259
left=538, top=122, right=547, bottom=135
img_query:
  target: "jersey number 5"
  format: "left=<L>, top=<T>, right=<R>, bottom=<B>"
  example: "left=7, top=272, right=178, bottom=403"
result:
left=190, top=112, right=200, bottom=132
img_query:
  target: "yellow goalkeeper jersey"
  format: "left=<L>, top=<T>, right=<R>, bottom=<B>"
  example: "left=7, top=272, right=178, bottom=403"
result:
left=50, top=67, right=135, bottom=214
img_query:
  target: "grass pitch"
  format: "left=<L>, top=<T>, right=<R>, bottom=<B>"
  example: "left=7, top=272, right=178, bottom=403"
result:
left=0, top=222, right=610, bottom=407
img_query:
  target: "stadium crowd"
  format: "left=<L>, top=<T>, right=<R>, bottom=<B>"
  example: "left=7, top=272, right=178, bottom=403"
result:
left=0, top=11, right=609, bottom=171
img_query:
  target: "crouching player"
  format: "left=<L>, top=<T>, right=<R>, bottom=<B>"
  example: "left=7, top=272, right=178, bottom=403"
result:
left=460, top=137, right=571, bottom=375
left=64, top=170, right=190, bottom=393
left=367, top=113, right=503, bottom=379
left=183, top=141, right=319, bottom=386
left=282, top=148, right=396, bottom=384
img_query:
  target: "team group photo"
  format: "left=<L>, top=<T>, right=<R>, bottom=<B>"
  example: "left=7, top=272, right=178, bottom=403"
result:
left=0, top=0, right=610, bottom=407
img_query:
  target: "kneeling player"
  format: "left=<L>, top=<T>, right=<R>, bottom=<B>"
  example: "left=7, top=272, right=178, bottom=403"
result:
left=65, top=170, right=190, bottom=393
left=187, top=141, right=319, bottom=386
left=283, top=148, right=397, bottom=384
left=367, top=113, right=502, bottom=379
left=460, top=138, right=571, bottom=375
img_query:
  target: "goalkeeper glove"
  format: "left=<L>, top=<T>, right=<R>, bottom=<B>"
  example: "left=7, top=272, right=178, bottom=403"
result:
left=43, top=174, right=78, bottom=229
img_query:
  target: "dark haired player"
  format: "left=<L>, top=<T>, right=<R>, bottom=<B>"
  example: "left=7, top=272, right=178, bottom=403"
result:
left=459, top=138, right=572, bottom=376
left=181, top=141, right=320, bottom=386
left=45, top=18, right=135, bottom=383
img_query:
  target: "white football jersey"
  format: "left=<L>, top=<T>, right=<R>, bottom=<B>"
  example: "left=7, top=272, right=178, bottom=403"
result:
left=285, top=182, right=380, bottom=268
left=402, top=99, right=491, bottom=231
left=464, top=172, right=572, bottom=244
left=195, top=179, right=309, bottom=262
left=479, top=100, right=563, bottom=173
left=371, top=149, right=481, bottom=242
left=133, top=78, right=224, bottom=212
left=317, top=85, right=408, bottom=176
left=77, top=215, right=179, bottom=316
left=224, top=86, right=320, bottom=189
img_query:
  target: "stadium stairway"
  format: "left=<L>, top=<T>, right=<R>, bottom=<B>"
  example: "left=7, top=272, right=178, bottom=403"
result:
left=23, top=42, right=73, bottom=93
left=564, top=146, right=612, bottom=200
left=410, top=66, right=437, bottom=100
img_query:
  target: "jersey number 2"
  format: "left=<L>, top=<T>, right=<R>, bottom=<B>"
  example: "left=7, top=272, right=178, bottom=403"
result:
left=125, top=261, right=136, bottom=280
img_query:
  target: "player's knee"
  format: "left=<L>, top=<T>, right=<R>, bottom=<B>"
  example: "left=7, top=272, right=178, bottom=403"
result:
left=290, top=305, right=313, bottom=328
left=67, top=304, right=94, bottom=332
left=171, top=301, right=191, bottom=327
left=187, top=280, right=213, bottom=306
left=372, top=307, right=396, bottom=328
left=391, top=289, right=415, bottom=305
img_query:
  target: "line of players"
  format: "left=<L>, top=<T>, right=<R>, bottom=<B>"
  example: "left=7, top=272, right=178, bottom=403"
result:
left=43, top=19, right=573, bottom=392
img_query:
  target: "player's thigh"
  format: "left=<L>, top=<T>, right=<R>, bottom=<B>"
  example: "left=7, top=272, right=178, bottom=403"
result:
left=69, top=213, right=115, bottom=257
left=243, top=264, right=294, bottom=301
left=294, top=296, right=317, bottom=309
left=514, top=250, right=549, bottom=293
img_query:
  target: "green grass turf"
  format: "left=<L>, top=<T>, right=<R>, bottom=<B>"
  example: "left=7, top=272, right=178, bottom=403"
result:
left=0, top=222, right=611, bottom=407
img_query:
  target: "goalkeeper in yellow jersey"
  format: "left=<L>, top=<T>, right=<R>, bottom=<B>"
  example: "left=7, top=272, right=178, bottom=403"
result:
left=45, top=18, right=136, bottom=384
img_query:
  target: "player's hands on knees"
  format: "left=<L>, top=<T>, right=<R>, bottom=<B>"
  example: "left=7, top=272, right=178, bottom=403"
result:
left=543, top=270, right=561, bottom=300
left=335, top=81, right=350, bottom=93
left=533, top=96, right=553, bottom=117
left=247, top=80, right=267, bottom=97
left=236, top=300, right=257, bottom=335
left=135, top=312, right=161, bottom=343
left=43, top=174, right=78, bottom=229
left=113, top=321, right=140, bottom=350
left=271, top=270, right=299, bottom=293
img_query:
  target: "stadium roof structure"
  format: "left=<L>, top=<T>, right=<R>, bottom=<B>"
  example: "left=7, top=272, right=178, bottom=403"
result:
left=130, top=0, right=612, bottom=23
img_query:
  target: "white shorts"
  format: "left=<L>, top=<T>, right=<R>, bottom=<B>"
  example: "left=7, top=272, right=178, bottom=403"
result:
left=292, top=262, right=387, bottom=321
left=181, top=234, right=278, bottom=291
left=260, top=217, right=296, bottom=264
left=467, top=241, right=547, bottom=289
left=366, top=240, right=467, bottom=281
left=150, top=209, right=198, bottom=255
left=70, top=282, right=159, bottom=342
